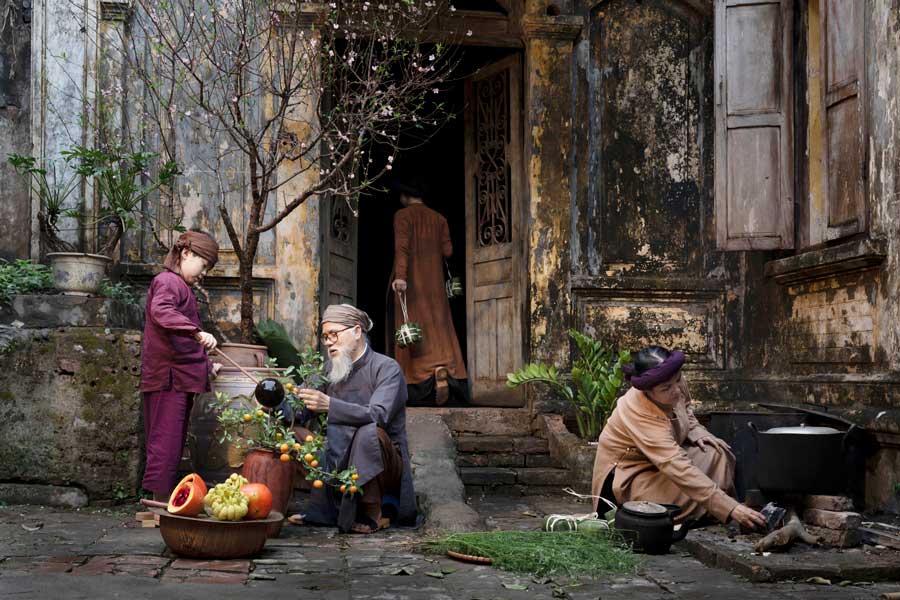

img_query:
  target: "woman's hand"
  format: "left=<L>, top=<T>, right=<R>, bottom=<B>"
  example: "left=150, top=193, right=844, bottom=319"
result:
left=695, top=435, right=731, bottom=453
left=194, top=331, right=218, bottom=351
left=392, top=279, right=407, bottom=293
left=729, top=504, right=766, bottom=531
left=298, top=389, right=330, bottom=413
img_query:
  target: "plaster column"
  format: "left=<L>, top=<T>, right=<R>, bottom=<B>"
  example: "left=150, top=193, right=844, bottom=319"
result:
left=522, top=15, right=582, bottom=369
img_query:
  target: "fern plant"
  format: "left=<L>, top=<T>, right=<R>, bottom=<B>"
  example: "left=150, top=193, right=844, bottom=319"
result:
left=507, top=330, right=630, bottom=440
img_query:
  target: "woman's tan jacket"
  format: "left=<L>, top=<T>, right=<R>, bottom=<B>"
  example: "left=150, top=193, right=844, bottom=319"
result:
left=590, top=384, right=738, bottom=523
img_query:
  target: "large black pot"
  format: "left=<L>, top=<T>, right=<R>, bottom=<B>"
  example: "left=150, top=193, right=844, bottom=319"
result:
left=614, top=501, right=686, bottom=555
left=750, top=422, right=853, bottom=495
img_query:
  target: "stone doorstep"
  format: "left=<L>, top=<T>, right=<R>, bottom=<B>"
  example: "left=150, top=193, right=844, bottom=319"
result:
left=455, top=435, right=549, bottom=454
left=410, top=407, right=533, bottom=437
left=464, top=483, right=567, bottom=497
left=681, top=528, right=900, bottom=583
left=459, top=466, right=572, bottom=487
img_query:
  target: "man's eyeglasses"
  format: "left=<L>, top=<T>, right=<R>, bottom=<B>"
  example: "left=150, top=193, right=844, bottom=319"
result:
left=321, top=326, right=353, bottom=344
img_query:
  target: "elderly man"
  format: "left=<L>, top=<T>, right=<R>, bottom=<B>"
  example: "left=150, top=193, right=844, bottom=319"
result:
left=290, top=304, right=416, bottom=534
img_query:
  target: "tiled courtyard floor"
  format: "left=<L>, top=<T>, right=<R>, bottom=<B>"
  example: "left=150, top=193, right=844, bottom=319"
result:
left=1, top=494, right=898, bottom=599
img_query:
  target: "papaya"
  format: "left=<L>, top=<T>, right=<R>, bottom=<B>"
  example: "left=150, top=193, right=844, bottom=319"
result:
left=175, top=473, right=208, bottom=497
left=167, top=476, right=207, bottom=517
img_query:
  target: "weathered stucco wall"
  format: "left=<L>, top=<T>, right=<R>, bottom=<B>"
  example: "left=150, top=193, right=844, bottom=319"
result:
left=0, top=327, right=143, bottom=499
left=0, top=0, right=33, bottom=259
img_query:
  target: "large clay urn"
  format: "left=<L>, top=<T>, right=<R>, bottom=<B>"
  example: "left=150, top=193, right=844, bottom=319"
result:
left=218, top=343, right=269, bottom=367
left=241, top=449, right=293, bottom=538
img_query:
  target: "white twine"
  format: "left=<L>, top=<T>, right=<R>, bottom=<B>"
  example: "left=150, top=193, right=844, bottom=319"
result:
left=562, top=487, right=617, bottom=512
left=397, top=290, right=410, bottom=323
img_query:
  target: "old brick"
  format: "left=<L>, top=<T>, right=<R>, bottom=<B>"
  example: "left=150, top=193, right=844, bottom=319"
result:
left=186, top=572, right=247, bottom=585
left=525, top=453, right=559, bottom=468
left=456, top=453, right=489, bottom=468
left=32, top=562, right=74, bottom=574
left=808, top=525, right=861, bottom=548
left=169, top=559, right=252, bottom=572
left=515, top=467, right=571, bottom=486
left=513, top=437, right=549, bottom=454
left=803, top=495, right=854, bottom=512
left=459, top=467, right=516, bottom=485
left=71, top=557, right=116, bottom=576
left=444, top=409, right=532, bottom=436
left=111, top=555, right=169, bottom=567
left=802, top=509, right=862, bottom=531
left=456, top=435, right=514, bottom=453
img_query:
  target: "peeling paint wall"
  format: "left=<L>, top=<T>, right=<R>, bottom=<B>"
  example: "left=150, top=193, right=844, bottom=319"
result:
left=0, top=0, right=33, bottom=259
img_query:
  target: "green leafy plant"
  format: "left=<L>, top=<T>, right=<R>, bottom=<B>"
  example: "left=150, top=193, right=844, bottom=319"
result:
left=99, top=278, right=138, bottom=305
left=7, top=153, right=81, bottom=252
left=63, top=146, right=181, bottom=256
left=0, top=259, right=54, bottom=305
left=507, top=330, right=630, bottom=440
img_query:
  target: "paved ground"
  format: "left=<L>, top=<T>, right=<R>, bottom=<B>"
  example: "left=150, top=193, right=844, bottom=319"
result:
left=1, top=493, right=899, bottom=599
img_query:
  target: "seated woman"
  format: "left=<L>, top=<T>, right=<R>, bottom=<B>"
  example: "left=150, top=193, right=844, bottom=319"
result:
left=591, top=346, right=765, bottom=530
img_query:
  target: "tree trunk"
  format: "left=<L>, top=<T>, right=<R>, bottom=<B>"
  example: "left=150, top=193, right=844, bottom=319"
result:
left=238, top=256, right=255, bottom=343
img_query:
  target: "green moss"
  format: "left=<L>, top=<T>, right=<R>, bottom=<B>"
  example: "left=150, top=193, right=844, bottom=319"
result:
left=0, top=390, right=14, bottom=401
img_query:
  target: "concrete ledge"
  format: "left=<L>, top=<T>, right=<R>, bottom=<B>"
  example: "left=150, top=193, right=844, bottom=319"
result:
left=409, top=407, right=533, bottom=436
left=406, top=412, right=483, bottom=533
left=1, top=294, right=143, bottom=329
left=681, top=527, right=900, bottom=583
left=539, top=414, right=595, bottom=491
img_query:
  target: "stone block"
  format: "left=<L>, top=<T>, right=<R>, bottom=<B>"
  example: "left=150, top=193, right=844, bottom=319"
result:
left=515, top=467, right=572, bottom=486
left=808, top=525, right=862, bottom=548
left=455, top=435, right=514, bottom=453
left=0, top=483, right=88, bottom=508
left=802, top=508, right=862, bottom=530
left=513, top=436, right=549, bottom=454
left=0, top=328, right=143, bottom=500
left=803, top=495, right=854, bottom=512
left=459, top=467, right=516, bottom=485
left=459, top=453, right=524, bottom=468
left=456, top=453, right=489, bottom=468
left=169, top=559, right=252, bottom=572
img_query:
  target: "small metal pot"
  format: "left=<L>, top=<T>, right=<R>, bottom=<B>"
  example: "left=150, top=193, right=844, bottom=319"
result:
left=750, top=422, right=852, bottom=495
left=614, top=501, right=686, bottom=555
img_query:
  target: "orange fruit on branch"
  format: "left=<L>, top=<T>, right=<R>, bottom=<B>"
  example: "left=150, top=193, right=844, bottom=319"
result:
left=310, top=460, right=319, bottom=468
left=279, top=443, right=289, bottom=453
left=280, top=453, right=291, bottom=462
left=351, top=473, right=359, bottom=481
left=304, top=453, right=314, bottom=463
left=349, top=485, right=358, bottom=494
left=305, top=435, right=314, bottom=443
left=313, top=480, right=324, bottom=489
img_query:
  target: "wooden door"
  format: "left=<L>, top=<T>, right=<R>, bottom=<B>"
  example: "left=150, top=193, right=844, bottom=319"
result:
left=464, top=55, right=525, bottom=407
left=320, top=196, right=358, bottom=309
left=821, top=0, right=867, bottom=241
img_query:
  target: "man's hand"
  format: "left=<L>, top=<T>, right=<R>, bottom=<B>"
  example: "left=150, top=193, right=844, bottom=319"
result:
left=298, top=389, right=330, bottom=413
left=729, top=504, right=766, bottom=531
left=210, top=362, right=223, bottom=378
left=695, top=435, right=731, bottom=453
left=194, top=331, right=218, bottom=351
left=392, top=279, right=407, bottom=293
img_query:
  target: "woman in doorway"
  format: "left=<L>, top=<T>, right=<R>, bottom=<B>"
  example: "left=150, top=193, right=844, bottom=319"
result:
left=389, top=176, right=468, bottom=405
left=591, top=346, right=765, bottom=530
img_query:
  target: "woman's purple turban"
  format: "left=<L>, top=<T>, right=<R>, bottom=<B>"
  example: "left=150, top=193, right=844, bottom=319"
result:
left=622, top=350, right=686, bottom=390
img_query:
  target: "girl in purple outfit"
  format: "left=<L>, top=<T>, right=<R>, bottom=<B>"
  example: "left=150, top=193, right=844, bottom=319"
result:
left=141, top=231, right=219, bottom=501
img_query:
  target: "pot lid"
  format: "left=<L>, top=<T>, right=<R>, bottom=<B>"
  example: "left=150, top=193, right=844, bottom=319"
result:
left=621, top=501, right=668, bottom=516
left=762, top=424, right=841, bottom=435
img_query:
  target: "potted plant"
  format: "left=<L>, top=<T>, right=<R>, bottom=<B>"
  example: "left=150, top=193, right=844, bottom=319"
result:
left=209, top=356, right=359, bottom=537
left=8, top=147, right=179, bottom=295
left=507, top=330, right=630, bottom=441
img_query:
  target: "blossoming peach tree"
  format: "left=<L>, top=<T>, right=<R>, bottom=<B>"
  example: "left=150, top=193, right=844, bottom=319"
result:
left=98, top=0, right=460, bottom=342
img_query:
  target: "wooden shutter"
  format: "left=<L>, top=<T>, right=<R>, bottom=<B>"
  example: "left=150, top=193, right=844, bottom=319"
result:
left=715, top=0, right=794, bottom=250
left=821, top=0, right=867, bottom=240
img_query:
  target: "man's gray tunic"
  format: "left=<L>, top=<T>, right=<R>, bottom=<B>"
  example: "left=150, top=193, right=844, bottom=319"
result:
left=303, top=347, right=416, bottom=529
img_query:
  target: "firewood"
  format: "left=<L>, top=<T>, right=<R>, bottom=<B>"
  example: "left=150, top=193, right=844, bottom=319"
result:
left=754, top=512, right=819, bottom=553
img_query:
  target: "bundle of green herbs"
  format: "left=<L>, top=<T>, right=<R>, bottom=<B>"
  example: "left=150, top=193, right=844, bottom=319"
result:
left=425, top=530, right=639, bottom=578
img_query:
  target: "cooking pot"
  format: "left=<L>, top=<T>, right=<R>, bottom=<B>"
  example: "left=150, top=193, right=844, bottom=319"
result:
left=613, top=501, right=686, bottom=554
left=749, top=422, right=853, bottom=495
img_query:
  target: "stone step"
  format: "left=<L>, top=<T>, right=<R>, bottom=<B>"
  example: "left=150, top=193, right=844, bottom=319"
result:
left=456, top=435, right=548, bottom=454
left=457, top=451, right=561, bottom=469
left=459, top=467, right=572, bottom=487
left=408, top=407, right=533, bottom=437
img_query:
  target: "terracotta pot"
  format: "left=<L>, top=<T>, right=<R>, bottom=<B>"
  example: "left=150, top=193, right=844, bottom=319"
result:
left=241, top=449, right=293, bottom=538
left=219, top=343, right=269, bottom=367
left=46, top=252, right=111, bottom=295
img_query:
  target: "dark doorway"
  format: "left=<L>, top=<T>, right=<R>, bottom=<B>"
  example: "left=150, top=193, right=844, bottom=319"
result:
left=356, top=46, right=520, bottom=405
left=356, top=83, right=467, bottom=359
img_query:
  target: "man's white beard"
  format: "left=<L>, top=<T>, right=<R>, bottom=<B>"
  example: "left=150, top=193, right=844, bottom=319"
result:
left=327, top=349, right=353, bottom=384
